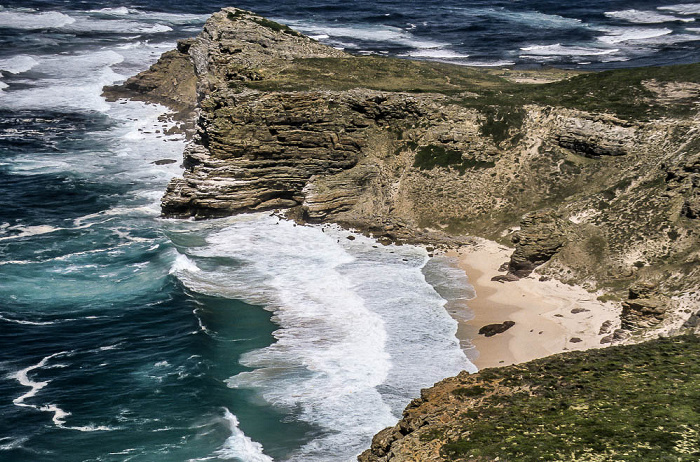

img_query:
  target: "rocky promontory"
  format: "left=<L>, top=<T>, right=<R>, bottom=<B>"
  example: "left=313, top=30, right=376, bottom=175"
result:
left=106, top=7, right=700, bottom=461
left=110, top=7, right=699, bottom=332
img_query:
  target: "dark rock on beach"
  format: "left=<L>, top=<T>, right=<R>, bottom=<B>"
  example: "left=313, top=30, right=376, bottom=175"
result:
left=478, top=321, right=515, bottom=337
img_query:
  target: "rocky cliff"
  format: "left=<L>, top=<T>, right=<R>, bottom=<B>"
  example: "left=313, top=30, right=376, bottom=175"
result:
left=107, top=8, right=700, bottom=461
left=111, top=7, right=699, bottom=334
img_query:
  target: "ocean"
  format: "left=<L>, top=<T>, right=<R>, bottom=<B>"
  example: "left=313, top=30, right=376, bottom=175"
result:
left=0, top=1, right=698, bottom=461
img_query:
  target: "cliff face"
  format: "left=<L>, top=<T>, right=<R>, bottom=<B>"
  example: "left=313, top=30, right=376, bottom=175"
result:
left=107, top=8, right=700, bottom=461
left=116, top=7, right=700, bottom=332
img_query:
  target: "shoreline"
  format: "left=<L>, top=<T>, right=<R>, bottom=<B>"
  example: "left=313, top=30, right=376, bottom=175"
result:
left=444, top=239, right=622, bottom=370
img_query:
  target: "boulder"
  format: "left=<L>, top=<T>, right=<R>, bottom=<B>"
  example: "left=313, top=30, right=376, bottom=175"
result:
left=479, top=321, right=515, bottom=337
left=507, top=210, right=566, bottom=277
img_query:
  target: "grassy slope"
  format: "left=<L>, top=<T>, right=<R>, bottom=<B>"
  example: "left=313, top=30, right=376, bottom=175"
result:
left=245, top=56, right=700, bottom=120
left=436, top=335, right=700, bottom=461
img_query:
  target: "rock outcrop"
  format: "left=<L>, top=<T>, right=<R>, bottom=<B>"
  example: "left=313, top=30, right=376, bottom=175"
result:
left=111, top=6, right=700, bottom=341
left=507, top=210, right=566, bottom=277
left=105, top=9, right=700, bottom=462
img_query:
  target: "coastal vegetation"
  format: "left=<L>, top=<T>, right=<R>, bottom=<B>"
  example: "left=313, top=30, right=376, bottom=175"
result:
left=362, top=335, right=700, bottom=461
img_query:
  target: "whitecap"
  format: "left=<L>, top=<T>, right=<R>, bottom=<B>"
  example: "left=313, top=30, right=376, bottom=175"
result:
left=0, top=436, right=29, bottom=451
left=215, top=409, right=273, bottom=462
left=605, top=9, right=694, bottom=24
left=0, top=224, right=62, bottom=241
left=659, top=4, right=700, bottom=15
left=282, top=20, right=447, bottom=50
left=521, top=44, right=619, bottom=57
left=0, top=10, right=75, bottom=30
left=63, top=424, right=116, bottom=432
left=596, top=27, right=673, bottom=44
left=0, top=314, right=56, bottom=326
left=462, top=60, right=517, bottom=67
left=0, top=55, right=39, bottom=75
left=88, top=7, right=135, bottom=16
left=87, top=8, right=209, bottom=25
left=170, top=254, right=201, bottom=274
left=405, top=48, right=470, bottom=59
left=634, top=33, right=700, bottom=44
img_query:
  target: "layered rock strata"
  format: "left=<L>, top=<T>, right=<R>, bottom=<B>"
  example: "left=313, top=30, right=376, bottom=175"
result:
left=114, top=7, right=700, bottom=340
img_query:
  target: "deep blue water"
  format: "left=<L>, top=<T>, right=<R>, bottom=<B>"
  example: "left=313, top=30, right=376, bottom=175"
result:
left=0, top=1, right=698, bottom=461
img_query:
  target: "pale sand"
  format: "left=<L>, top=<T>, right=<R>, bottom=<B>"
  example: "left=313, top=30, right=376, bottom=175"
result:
left=446, top=238, right=622, bottom=370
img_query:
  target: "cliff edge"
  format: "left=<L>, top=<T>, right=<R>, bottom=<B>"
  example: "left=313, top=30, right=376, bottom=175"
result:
left=105, top=8, right=700, bottom=460
left=110, top=7, right=699, bottom=334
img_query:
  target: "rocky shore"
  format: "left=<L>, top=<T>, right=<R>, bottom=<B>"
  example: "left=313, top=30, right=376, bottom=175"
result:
left=105, top=7, right=700, bottom=460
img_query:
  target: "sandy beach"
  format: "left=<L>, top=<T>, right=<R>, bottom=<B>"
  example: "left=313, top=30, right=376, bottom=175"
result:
left=446, top=239, right=622, bottom=370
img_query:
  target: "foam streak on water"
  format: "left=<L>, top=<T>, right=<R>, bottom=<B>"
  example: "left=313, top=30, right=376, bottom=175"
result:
left=11, top=351, right=72, bottom=426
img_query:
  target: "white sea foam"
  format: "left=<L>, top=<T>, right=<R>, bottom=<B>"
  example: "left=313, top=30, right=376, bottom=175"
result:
left=215, top=409, right=273, bottom=462
left=171, top=215, right=472, bottom=460
left=12, top=351, right=71, bottom=426
left=450, top=7, right=584, bottom=29
left=597, top=27, right=673, bottom=44
left=88, top=7, right=209, bottom=25
left=0, top=50, right=125, bottom=111
left=0, top=224, right=62, bottom=241
left=63, top=18, right=174, bottom=34
left=405, top=48, right=470, bottom=59
left=64, top=424, right=116, bottom=432
left=462, top=60, right=517, bottom=67
left=0, top=314, right=56, bottom=326
left=0, top=436, right=29, bottom=451
left=605, top=9, right=694, bottom=24
left=521, top=44, right=619, bottom=57
left=283, top=20, right=447, bottom=50
left=88, top=7, right=135, bottom=15
left=633, top=33, right=700, bottom=44
left=659, top=4, right=700, bottom=15
left=0, top=10, right=76, bottom=30
left=0, top=55, right=39, bottom=74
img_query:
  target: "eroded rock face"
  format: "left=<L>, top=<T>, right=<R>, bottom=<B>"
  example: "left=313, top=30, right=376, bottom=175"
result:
left=508, top=210, right=566, bottom=277
left=109, top=7, right=700, bottom=326
left=621, top=283, right=669, bottom=329
left=553, top=114, right=637, bottom=157
left=161, top=90, right=376, bottom=217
